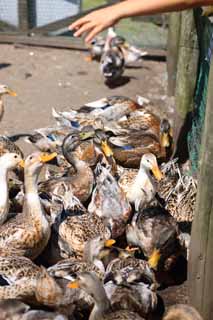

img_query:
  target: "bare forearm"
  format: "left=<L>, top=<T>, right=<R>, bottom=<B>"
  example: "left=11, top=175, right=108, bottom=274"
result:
left=70, top=0, right=213, bottom=43
left=113, top=0, right=213, bottom=19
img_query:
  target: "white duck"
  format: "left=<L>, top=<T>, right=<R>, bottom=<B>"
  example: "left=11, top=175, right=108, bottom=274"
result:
left=0, top=84, right=17, bottom=122
left=124, top=153, right=163, bottom=211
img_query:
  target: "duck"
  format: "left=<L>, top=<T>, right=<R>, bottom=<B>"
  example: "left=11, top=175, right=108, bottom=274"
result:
left=163, top=304, right=203, bottom=320
left=0, top=152, right=56, bottom=259
left=88, top=163, right=132, bottom=238
left=0, top=84, right=17, bottom=122
left=104, top=116, right=173, bottom=167
left=39, top=133, right=94, bottom=204
left=126, top=206, right=181, bottom=271
left=0, top=300, right=30, bottom=320
left=100, top=28, right=125, bottom=82
left=103, top=271, right=158, bottom=318
left=119, top=153, right=163, bottom=211
left=67, top=272, right=145, bottom=320
left=0, top=255, right=41, bottom=301
left=56, top=193, right=111, bottom=259
left=0, top=153, right=23, bottom=225
left=108, top=28, right=148, bottom=65
left=86, top=36, right=105, bottom=61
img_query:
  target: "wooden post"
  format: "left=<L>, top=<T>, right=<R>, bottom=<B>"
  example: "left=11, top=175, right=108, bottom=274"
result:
left=175, top=10, right=199, bottom=119
left=18, top=0, right=30, bottom=31
left=167, top=12, right=182, bottom=96
left=189, top=57, right=213, bottom=320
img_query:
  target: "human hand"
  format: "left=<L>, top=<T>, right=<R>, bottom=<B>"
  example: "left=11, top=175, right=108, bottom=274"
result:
left=69, top=7, right=121, bottom=43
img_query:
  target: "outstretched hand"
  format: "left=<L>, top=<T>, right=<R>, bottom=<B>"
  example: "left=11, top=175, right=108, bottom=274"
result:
left=69, top=7, right=121, bottom=43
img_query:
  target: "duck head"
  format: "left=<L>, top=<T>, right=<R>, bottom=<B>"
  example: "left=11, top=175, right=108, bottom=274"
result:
left=0, top=152, right=23, bottom=171
left=24, top=152, right=57, bottom=176
left=140, top=153, right=163, bottom=181
left=0, top=84, right=17, bottom=97
left=160, top=119, right=173, bottom=148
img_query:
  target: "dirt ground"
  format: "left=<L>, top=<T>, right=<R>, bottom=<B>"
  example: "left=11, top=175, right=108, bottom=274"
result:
left=0, top=43, right=187, bottom=312
left=0, top=44, right=174, bottom=146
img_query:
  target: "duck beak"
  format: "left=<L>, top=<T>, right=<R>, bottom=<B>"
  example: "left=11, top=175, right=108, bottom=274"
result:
left=19, top=159, right=25, bottom=168
left=160, top=132, right=170, bottom=148
left=151, top=165, right=163, bottom=181
left=101, top=140, right=113, bottom=157
left=105, top=239, right=116, bottom=247
left=148, top=248, right=161, bottom=269
left=67, top=280, right=80, bottom=289
left=6, top=88, right=17, bottom=97
left=39, top=152, right=57, bottom=163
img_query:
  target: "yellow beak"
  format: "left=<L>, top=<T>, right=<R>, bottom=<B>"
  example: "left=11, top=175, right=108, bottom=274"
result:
left=160, top=132, right=170, bottom=148
left=19, top=159, right=25, bottom=168
left=151, top=165, right=163, bottom=181
left=104, top=239, right=116, bottom=247
left=101, top=140, right=114, bottom=157
left=7, top=88, right=17, bottom=97
left=125, top=245, right=139, bottom=253
left=148, top=248, right=161, bottom=269
left=67, top=280, right=80, bottom=289
left=39, top=152, right=57, bottom=163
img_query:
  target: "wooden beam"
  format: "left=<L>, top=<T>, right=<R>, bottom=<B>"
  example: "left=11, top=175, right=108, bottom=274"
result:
left=175, top=10, right=199, bottom=119
left=189, top=55, right=213, bottom=320
left=0, top=34, right=86, bottom=50
left=167, top=12, right=181, bottom=96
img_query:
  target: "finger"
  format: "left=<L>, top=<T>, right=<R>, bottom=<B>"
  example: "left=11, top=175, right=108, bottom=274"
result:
left=74, top=22, right=95, bottom=38
left=85, top=26, right=103, bottom=43
left=69, top=16, right=91, bottom=30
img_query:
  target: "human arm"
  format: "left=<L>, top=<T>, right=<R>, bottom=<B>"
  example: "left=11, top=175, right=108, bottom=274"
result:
left=69, top=0, right=213, bottom=43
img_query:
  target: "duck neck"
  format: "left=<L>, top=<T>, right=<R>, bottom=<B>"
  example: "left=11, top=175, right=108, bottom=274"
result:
left=68, top=153, right=88, bottom=174
left=0, top=97, right=4, bottom=122
left=24, top=170, right=49, bottom=230
left=0, top=167, right=9, bottom=225
left=89, top=287, right=111, bottom=320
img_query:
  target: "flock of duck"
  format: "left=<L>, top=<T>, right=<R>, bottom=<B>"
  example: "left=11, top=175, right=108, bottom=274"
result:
left=86, top=28, right=148, bottom=83
left=0, top=84, right=200, bottom=320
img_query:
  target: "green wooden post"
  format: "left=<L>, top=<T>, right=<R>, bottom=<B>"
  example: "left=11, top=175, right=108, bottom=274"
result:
left=175, top=10, right=199, bottom=119
left=167, top=12, right=182, bottom=97
left=189, top=57, right=213, bottom=320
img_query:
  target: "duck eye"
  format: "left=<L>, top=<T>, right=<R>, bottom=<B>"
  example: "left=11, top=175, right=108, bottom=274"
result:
left=14, top=155, right=18, bottom=159
left=29, top=156, right=33, bottom=160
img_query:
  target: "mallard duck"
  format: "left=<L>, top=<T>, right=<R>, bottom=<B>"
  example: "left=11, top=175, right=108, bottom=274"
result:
left=0, top=255, right=40, bottom=301
left=0, top=136, right=23, bottom=158
left=39, top=133, right=94, bottom=204
left=0, top=84, right=17, bottom=122
left=86, top=36, right=105, bottom=61
left=68, top=272, right=145, bottom=320
left=109, top=28, right=148, bottom=65
left=163, top=304, right=203, bottom=320
left=126, top=206, right=181, bottom=271
left=157, top=159, right=197, bottom=222
left=57, top=194, right=111, bottom=259
left=104, top=116, right=173, bottom=167
left=100, top=28, right=125, bottom=82
left=104, top=273, right=158, bottom=318
left=88, top=163, right=132, bottom=238
left=0, top=152, right=56, bottom=259
left=119, top=153, right=163, bottom=211
left=105, top=256, right=156, bottom=287
left=0, top=153, right=23, bottom=225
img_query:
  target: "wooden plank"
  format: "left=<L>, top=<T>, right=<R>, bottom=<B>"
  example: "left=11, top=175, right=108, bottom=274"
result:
left=189, top=55, right=213, bottom=320
left=175, top=10, right=199, bottom=119
left=167, top=12, right=181, bottom=96
left=0, top=34, right=87, bottom=50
